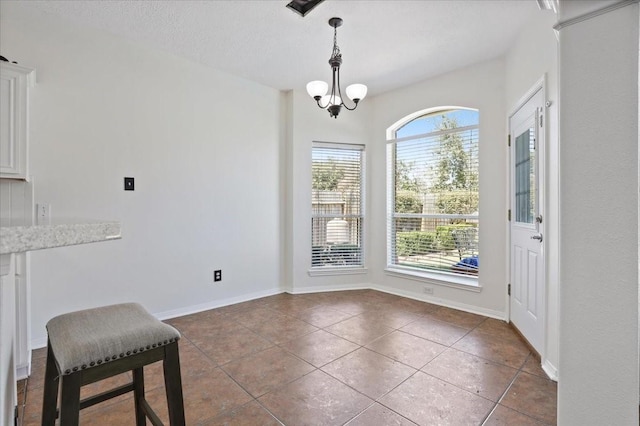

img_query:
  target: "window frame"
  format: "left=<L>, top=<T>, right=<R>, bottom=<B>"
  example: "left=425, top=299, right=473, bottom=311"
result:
left=309, top=141, right=367, bottom=276
left=385, top=109, right=480, bottom=289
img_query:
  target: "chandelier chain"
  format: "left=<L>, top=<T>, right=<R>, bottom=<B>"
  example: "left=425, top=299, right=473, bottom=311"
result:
left=331, top=26, right=341, bottom=64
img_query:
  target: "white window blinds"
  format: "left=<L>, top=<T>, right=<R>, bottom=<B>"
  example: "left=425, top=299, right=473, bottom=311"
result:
left=312, top=143, right=364, bottom=268
left=387, top=110, right=479, bottom=277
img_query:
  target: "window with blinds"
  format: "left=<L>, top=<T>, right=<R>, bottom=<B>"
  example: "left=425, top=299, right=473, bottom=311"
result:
left=387, top=109, right=479, bottom=278
left=312, top=142, right=364, bottom=269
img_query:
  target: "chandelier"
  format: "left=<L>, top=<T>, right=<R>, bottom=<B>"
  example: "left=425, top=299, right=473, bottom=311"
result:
left=306, top=17, right=367, bottom=119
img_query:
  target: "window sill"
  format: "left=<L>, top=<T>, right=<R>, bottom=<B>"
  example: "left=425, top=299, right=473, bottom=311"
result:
left=308, top=267, right=368, bottom=277
left=384, top=267, right=481, bottom=292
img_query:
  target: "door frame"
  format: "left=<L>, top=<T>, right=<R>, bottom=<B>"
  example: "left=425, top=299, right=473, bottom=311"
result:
left=506, top=76, right=547, bottom=354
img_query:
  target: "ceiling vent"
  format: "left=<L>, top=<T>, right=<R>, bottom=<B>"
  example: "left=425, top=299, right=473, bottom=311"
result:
left=536, top=0, right=558, bottom=13
left=286, top=0, right=325, bottom=17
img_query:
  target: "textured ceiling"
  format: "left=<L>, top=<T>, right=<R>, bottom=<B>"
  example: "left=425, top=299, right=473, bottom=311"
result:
left=16, top=0, right=540, bottom=96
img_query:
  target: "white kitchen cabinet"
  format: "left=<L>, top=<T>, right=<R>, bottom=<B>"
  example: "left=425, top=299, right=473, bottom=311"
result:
left=1, top=180, right=34, bottom=380
left=0, top=253, right=17, bottom=426
left=0, top=62, right=35, bottom=180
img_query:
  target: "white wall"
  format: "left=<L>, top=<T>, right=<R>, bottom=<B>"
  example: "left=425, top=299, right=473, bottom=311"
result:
left=285, top=90, right=373, bottom=293
left=368, top=59, right=508, bottom=318
left=0, top=3, right=285, bottom=346
left=505, top=10, right=560, bottom=377
left=557, top=1, right=639, bottom=423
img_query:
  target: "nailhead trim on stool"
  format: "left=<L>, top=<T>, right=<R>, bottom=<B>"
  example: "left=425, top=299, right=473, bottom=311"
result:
left=41, top=303, right=186, bottom=426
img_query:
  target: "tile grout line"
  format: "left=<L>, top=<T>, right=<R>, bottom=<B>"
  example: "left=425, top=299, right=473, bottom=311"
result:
left=326, top=309, right=478, bottom=425
left=213, top=299, right=523, bottom=425
left=180, top=301, right=404, bottom=425
left=260, top=298, right=380, bottom=424
left=175, top=315, right=291, bottom=424
left=275, top=307, right=417, bottom=425
left=21, top=291, right=555, bottom=425
left=201, top=337, right=313, bottom=424
left=413, top=316, right=524, bottom=425
left=481, top=352, right=554, bottom=426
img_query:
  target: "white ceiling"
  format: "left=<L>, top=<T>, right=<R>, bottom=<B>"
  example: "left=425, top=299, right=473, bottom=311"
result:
left=17, top=0, right=540, bottom=96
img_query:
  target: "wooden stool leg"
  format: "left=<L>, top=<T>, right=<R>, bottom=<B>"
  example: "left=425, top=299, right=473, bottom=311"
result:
left=163, top=343, right=185, bottom=425
left=132, top=367, right=146, bottom=426
left=41, top=343, right=59, bottom=426
left=59, top=373, right=81, bottom=426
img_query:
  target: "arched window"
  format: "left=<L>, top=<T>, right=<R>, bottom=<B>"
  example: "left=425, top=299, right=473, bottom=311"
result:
left=387, top=108, right=479, bottom=282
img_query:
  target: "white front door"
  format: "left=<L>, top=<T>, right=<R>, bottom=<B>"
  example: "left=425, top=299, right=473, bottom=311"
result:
left=510, top=87, right=545, bottom=354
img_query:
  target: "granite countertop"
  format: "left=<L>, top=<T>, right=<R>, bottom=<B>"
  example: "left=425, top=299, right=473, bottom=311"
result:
left=0, top=219, right=122, bottom=254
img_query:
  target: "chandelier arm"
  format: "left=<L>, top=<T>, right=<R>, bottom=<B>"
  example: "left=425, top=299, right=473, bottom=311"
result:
left=334, top=60, right=358, bottom=111
left=340, top=99, right=360, bottom=111
left=315, top=98, right=329, bottom=109
left=335, top=62, right=344, bottom=103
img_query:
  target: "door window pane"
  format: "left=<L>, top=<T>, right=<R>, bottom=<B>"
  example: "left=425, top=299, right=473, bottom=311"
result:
left=515, top=128, right=535, bottom=224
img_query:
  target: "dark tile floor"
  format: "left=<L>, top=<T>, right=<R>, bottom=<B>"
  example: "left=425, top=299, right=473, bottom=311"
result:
left=18, top=290, right=557, bottom=425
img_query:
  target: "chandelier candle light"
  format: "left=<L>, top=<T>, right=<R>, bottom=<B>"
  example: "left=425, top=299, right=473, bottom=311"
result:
left=306, top=17, right=367, bottom=118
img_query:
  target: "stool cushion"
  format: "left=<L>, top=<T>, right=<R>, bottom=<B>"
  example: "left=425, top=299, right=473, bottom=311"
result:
left=46, top=303, right=180, bottom=375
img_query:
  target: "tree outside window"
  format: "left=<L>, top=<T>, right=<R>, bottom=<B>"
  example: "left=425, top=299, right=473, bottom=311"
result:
left=389, top=109, right=479, bottom=277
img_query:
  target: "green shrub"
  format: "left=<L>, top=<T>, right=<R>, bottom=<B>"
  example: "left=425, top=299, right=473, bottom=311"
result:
left=436, top=224, right=477, bottom=251
left=396, top=232, right=437, bottom=256
left=435, top=192, right=479, bottom=215
left=312, top=246, right=327, bottom=266
left=330, top=244, right=361, bottom=265
left=395, top=193, right=423, bottom=214
left=312, top=245, right=361, bottom=266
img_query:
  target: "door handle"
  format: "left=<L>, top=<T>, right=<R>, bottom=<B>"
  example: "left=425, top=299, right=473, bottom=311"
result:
left=531, top=234, right=543, bottom=242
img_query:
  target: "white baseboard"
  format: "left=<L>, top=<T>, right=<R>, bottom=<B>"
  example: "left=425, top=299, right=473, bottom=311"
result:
left=30, top=287, right=284, bottom=349
left=16, top=363, right=30, bottom=381
left=542, top=358, right=559, bottom=381
left=153, top=287, right=283, bottom=321
left=31, top=337, right=47, bottom=350
left=29, top=283, right=508, bottom=350
left=288, top=283, right=372, bottom=295
left=371, top=283, right=507, bottom=320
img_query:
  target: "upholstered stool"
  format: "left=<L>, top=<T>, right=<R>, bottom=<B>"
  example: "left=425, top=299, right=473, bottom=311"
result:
left=41, top=303, right=185, bottom=426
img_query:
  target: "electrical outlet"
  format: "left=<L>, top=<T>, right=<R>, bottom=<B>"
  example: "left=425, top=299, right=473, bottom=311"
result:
left=214, top=270, right=222, bottom=282
left=124, top=177, right=135, bottom=191
left=37, top=203, right=51, bottom=225
left=423, top=286, right=434, bottom=295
